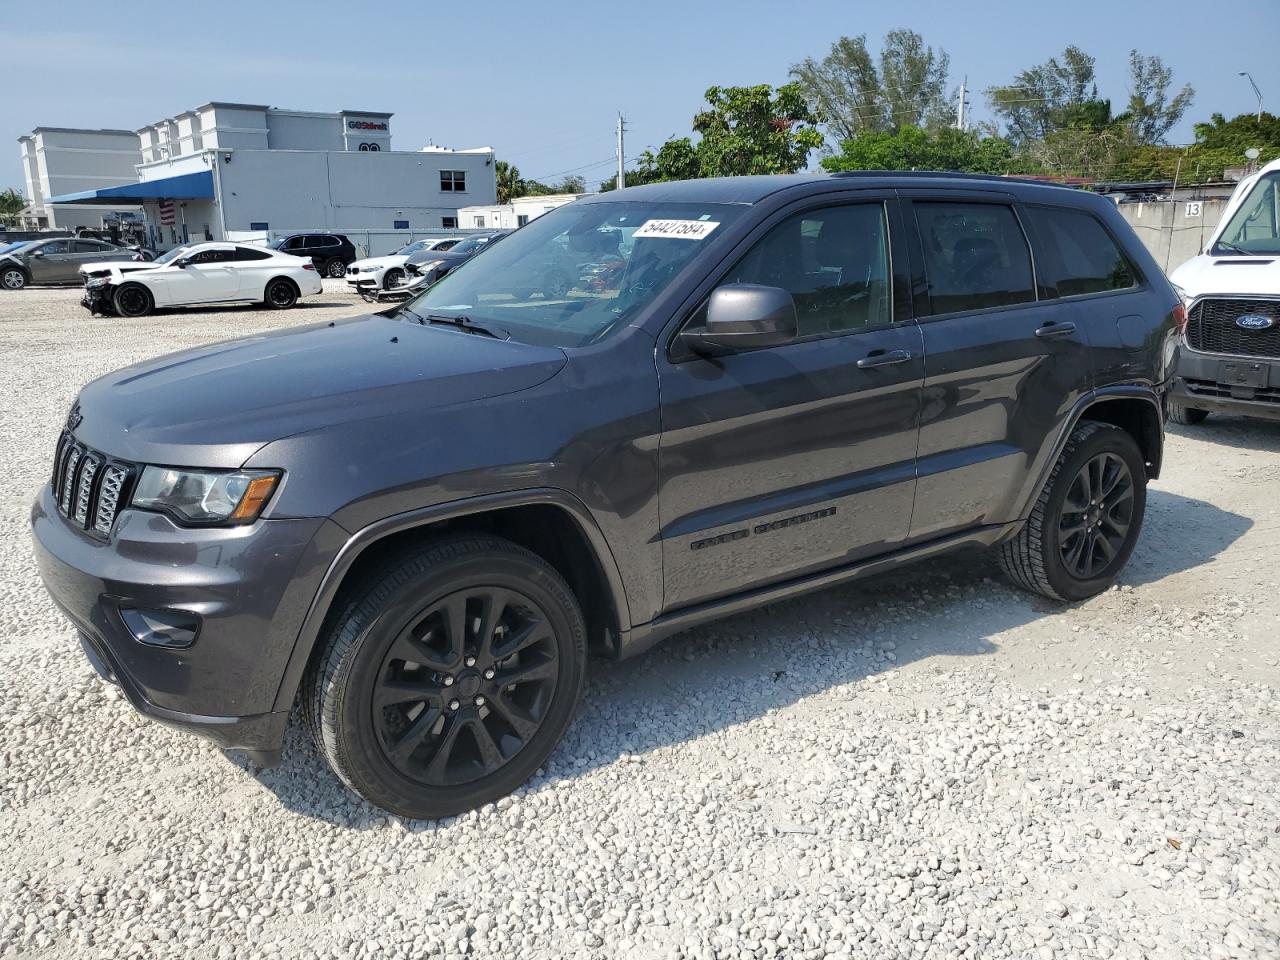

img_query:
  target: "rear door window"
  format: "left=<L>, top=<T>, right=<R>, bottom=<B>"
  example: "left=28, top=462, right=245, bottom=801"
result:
left=233, top=247, right=272, bottom=261
left=914, top=202, right=1035, bottom=315
left=1026, top=206, right=1137, bottom=296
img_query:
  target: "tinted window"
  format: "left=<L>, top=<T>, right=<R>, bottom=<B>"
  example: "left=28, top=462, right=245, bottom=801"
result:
left=233, top=247, right=272, bottom=261
left=282, top=237, right=306, bottom=251
left=723, top=203, right=892, bottom=336
left=191, top=248, right=234, bottom=264
left=1027, top=206, right=1136, bottom=296
left=38, top=240, right=70, bottom=254
left=74, top=240, right=109, bottom=253
left=914, top=202, right=1035, bottom=315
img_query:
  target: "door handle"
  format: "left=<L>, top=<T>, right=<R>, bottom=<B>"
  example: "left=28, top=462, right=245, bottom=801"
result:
left=1035, top=321, right=1077, bottom=339
left=856, top=349, right=912, bottom=369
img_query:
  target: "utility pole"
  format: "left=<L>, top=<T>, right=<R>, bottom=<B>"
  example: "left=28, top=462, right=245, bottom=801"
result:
left=1238, top=72, right=1264, bottom=122
left=955, top=78, right=968, bottom=131
left=616, top=113, right=626, bottom=191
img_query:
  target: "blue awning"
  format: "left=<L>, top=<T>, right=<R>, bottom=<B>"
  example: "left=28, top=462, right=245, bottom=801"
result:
left=47, top=170, right=214, bottom=206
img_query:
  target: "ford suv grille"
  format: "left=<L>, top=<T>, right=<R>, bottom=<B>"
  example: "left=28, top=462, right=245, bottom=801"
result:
left=1187, top=297, right=1280, bottom=359
left=52, top=433, right=135, bottom=537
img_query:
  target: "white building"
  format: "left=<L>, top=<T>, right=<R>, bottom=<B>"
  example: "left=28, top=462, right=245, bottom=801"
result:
left=18, top=127, right=143, bottom=230
left=457, top=193, right=581, bottom=230
left=31, top=102, right=496, bottom=249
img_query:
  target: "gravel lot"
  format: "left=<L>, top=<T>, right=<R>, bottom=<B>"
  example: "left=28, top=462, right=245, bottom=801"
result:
left=1, top=283, right=1278, bottom=960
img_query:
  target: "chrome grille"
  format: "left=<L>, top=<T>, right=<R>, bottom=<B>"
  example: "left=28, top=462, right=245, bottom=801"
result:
left=51, top=433, right=134, bottom=537
left=1187, top=297, right=1280, bottom=359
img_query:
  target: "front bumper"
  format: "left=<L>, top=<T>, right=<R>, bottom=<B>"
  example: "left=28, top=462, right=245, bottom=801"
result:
left=1172, top=346, right=1280, bottom=421
left=31, top=484, right=347, bottom=761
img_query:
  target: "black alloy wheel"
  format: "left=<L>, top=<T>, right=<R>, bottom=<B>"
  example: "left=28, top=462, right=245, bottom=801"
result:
left=1057, top=451, right=1135, bottom=580
left=112, top=283, right=153, bottom=317
left=305, top=536, right=587, bottom=819
left=373, top=586, right=558, bottom=787
left=265, top=278, right=298, bottom=309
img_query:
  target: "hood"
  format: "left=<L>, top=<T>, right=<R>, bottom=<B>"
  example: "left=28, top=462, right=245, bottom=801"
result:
left=1169, top=253, right=1280, bottom=300
left=72, top=313, right=567, bottom=467
left=80, top=260, right=155, bottom=278
left=350, top=254, right=409, bottom=270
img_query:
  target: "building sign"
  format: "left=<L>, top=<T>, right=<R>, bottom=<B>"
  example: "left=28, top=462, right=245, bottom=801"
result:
left=1185, top=201, right=1203, bottom=218
left=347, top=120, right=388, bottom=131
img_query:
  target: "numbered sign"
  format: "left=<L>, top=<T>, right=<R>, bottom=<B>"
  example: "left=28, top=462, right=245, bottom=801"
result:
left=1184, top=201, right=1203, bottom=218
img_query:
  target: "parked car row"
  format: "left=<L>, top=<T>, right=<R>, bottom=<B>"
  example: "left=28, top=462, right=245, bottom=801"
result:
left=344, top=237, right=462, bottom=293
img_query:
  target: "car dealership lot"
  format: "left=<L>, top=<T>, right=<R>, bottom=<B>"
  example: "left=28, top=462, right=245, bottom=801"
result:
left=0, top=284, right=1277, bottom=960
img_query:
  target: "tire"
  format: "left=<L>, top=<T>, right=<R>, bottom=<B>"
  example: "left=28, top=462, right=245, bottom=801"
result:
left=325, top=258, right=347, bottom=279
left=304, top=536, right=587, bottom=819
left=1168, top=402, right=1209, bottom=426
left=998, top=421, right=1147, bottom=602
left=383, top=268, right=404, bottom=290
left=263, top=277, right=299, bottom=309
left=1, top=266, right=27, bottom=290
left=112, top=283, right=153, bottom=317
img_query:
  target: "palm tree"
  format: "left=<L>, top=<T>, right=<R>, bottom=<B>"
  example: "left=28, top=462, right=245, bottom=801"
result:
left=495, top=161, right=523, bottom=204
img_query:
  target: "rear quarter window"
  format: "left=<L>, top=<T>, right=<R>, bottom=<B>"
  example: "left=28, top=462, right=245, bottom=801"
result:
left=1027, top=206, right=1137, bottom=297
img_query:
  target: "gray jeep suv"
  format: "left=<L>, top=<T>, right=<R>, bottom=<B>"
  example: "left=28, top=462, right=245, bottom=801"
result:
left=32, top=173, right=1181, bottom=818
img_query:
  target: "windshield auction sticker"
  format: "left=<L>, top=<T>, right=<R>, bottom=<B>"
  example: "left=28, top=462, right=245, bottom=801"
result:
left=633, top=219, right=720, bottom=240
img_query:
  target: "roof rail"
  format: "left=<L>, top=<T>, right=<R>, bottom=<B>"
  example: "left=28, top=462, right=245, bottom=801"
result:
left=827, top=170, right=1078, bottom=190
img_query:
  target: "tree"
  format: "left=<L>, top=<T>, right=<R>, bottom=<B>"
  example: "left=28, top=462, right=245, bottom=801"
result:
left=597, top=170, right=652, bottom=192
left=635, top=137, right=701, bottom=183
left=495, top=161, right=522, bottom=204
left=0, top=188, right=26, bottom=226
left=988, top=46, right=1105, bottom=147
left=523, top=175, right=586, bottom=196
left=790, top=30, right=951, bottom=140
left=821, top=126, right=1022, bottom=175
left=690, top=83, right=824, bottom=176
left=1121, top=51, right=1194, bottom=145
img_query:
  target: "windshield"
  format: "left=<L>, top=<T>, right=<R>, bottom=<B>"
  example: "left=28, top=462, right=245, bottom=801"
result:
left=153, top=245, right=194, bottom=265
left=1215, top=171, right=1280, bottom=255
left=396, top=240, right=432, bottom=255
left=447, top=236, right=493, bottom=256
left=402, top=200, right=746, bottom=347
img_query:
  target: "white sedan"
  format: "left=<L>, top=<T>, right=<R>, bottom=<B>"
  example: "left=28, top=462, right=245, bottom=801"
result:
left=79, top=242, right=323, bottom=317
left=345, top=237, right=459, bottom=292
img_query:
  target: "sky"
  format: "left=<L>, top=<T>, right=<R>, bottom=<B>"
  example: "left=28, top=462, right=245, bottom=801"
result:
left=7, top=0, right=1278, bottom=195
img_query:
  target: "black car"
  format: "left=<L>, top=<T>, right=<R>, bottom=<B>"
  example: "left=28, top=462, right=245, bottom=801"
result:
left=270, top=233, right=358, bottom=278
left=403, top=230, right=510, bottom=284
left=32, top=173, right=1179, bottom=819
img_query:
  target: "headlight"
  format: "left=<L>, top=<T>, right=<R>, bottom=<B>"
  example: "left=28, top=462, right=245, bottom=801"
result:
left=85, top=277, right=110, bottom=289
left=1170, top=282, right=1190, bottom=305
left=360, top=266, right=376, bottom=272
left=132, top=467, right=281, bottom=525
left=417, top=260, right=444, bottom=272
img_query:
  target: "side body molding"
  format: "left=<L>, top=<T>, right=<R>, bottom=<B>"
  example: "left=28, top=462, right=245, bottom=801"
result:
left=270, top=487, right=632, bottom=712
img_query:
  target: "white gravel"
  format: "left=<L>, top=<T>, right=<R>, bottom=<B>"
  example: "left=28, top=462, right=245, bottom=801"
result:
left=1, top=284, right=1278, bottom=960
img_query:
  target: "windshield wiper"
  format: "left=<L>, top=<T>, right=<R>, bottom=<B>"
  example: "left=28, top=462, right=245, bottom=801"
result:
left=1213, top=239, right=1253, bottom=256
left=424, top=313, right=508, bottom=339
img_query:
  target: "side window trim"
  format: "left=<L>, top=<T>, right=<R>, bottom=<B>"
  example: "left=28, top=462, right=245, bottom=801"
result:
left=666, top=194, right=908, bottom=361
left=901, top=196, right=1040, bottom=322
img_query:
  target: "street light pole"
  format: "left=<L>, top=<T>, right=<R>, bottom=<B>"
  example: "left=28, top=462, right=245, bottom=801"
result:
left=1239, top=72, right=1264, bottom=122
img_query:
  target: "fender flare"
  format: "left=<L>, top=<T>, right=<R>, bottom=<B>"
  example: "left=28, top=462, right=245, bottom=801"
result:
left=270, top=487, right=631, bottom=712
left=1013, top=385, right=1164, bottom=529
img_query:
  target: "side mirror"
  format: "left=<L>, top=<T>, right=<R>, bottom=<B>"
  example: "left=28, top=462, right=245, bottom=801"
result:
left=174, top=257, right=192, bottom=268
left=682, top=284, right=798, bottom=354
left=30, top=249, right=44, bottom=257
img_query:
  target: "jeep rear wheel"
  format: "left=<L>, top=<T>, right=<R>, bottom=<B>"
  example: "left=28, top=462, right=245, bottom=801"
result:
left=998, top=421, right=1147, bottom=602
left=305, top=536, right=587, bottom=819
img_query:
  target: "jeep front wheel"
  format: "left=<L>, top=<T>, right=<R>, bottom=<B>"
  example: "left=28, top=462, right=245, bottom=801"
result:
left=998, top=421, right=1147, bottom=602
left=305, top=536, right=587, bottom=819
left=1168, top=402, right=1209, bottom=426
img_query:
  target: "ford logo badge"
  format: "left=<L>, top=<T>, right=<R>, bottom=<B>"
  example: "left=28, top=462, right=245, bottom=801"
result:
left=1235, top=314, right=1276, bottom=331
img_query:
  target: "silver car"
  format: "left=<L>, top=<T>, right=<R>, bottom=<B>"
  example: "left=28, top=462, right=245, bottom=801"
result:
left=1, top=237, right=141, bottom=290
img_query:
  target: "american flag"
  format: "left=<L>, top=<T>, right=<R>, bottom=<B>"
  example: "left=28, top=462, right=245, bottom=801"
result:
left=159, top=199, right=175, bottom=226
